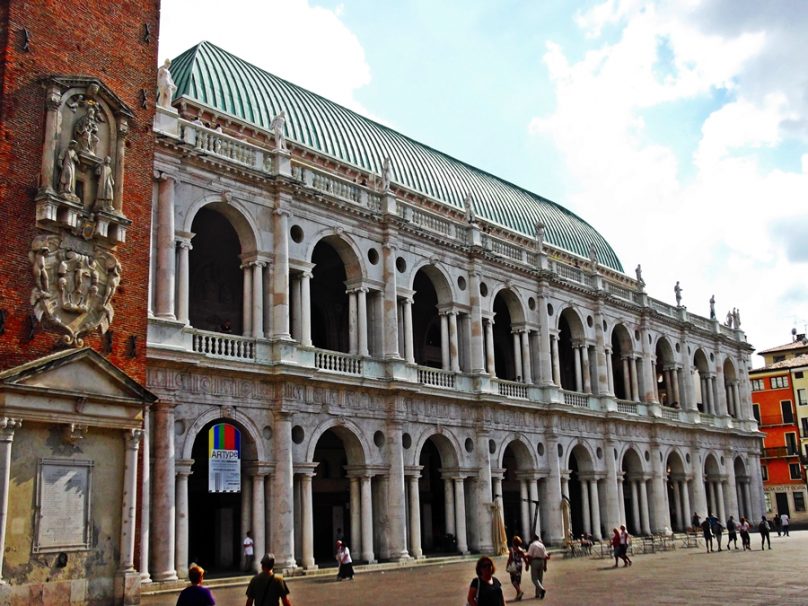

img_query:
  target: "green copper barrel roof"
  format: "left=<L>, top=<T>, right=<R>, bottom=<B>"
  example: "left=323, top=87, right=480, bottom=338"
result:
left=171, top=42, right=623, bottom=272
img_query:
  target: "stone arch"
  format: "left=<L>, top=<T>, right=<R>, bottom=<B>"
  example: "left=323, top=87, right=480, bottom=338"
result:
left=306, top=229, right=365, bottom=283
left=665, top=449, right=689, bottom=530
left=620, top=446, right=647, bottom=535
left=610, top=323, right=637, bottom=400
left=556, top=306, right=586, bottom=339
left=490, top=288, right=528, bottom=380
left=557, top=306, right=587, bottom=391
left=498, top=435, right=538, bottom=471
left=568, top=442, right=597, bottom=473
left=567, top=442, right=598, bottom=538
left=499, top=436, right=540, bottom=542
left=412, top=429, right=461, bottom=469
left=409, top=260, right=455, bottom=306
left=183, top=193, right=260, bottom=253
left=655, top=336, right=677, bottom=407
left=180, top=406, right=265, bottom=462
left=692, top=348, right=711, bottom=413
left=305, top=417, right=370, bottom=466
left=621, top=446, right=645, bottom=475
left=410, top=262, right=456, bottom=368
left=723, top=356, right=739, bottom=417
left=489, top=286, right=526, bottom=325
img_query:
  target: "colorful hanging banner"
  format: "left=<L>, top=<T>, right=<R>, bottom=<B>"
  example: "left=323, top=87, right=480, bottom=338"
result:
left=208, top=423, right=241, bottom=493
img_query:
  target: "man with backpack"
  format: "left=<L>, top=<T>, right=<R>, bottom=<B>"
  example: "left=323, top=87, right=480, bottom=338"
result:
left=758, top=516, right=772, bottom=550
left=246, top=553, right=292, bottom=606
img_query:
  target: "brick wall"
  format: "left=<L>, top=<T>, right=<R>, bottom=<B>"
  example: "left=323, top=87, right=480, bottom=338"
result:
left=0, top=0, right=160, bottom=382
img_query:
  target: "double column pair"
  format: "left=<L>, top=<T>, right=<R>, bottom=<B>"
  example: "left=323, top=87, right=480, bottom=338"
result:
left=700, top=374, right=717, bottom=414
left=439, top=310, right=461, bottom=372
left=669, top=476, right=692, bottom=531
left=621, top=356, right=641, bottom=402
left=661, top=366, right=682, bottom=406
left=442, top=474, right=470, bottom=553
left=617, top=474, right=651, bottom=535
left=705, top=478, right=727, bottom=521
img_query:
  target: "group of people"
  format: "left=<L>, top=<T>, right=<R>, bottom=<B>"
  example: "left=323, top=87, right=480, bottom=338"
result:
left=693, top=511, right=789, bottom=552
left=468, top=533, right=550, bottom=605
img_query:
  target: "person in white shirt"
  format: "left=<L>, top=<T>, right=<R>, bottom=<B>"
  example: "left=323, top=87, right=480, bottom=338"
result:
left=526, top=534, right=549, bottom=600
left=780, top=513, right=790, bottom=536
left=243, top=531, right=255, bottom=572
left=335, top=540, right=355, bottom=581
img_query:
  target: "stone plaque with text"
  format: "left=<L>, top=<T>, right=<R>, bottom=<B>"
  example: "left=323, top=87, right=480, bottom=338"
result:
left=34, top=459, right=93, bottom=552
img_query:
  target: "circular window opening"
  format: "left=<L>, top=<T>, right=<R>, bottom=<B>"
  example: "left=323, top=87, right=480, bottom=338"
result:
left=710, top=353, right=715, bottom=362
left=367, top=248, right=379, bottom=265
left=685, top=453, right=691, bottom=464
left=528, top=297, right=536, bottom=311
left=614, top=448, right=618, bottom=460
left=596, top=447, right=603, bottom=459
left=659, top=452, right=663, bottom=462
left=603, top=320, right=608, bottom=331
left=557, top=444, right=563, bottom=458
left=402, top=433, right=412, bottom=449
left=720, top=456, right=725, bottom=466
left=537, top=442, right=545, bottom=456
left=465, top=438, right=474, bottom=453
left=458, top=276, right=467, bottom=291
left=587, top=315, right=593, bottom=327
left=290, top=225, right=304, bottom=243
left=480, top=282, right=489, bottom=297
left=291, top=425, right=305, bottom=444
left=488, top=439, right=496, bottom=455
left=644, top=450, right=650, bottom=462
left=374, top=430, right=385, bottom=448
left=675, top=343, right=681, bottom=353
left=547, top=303, right=554, bottom=316
left=634, top=330, right=640, bottom=341
left=262, top=426, right=273, bottom=441
left=396, top=257, right=407, bottom=273
left=174, top=420, right=185, bottom=436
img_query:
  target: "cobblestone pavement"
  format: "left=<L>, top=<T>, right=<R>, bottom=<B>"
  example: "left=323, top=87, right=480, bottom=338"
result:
left=143, top=531, right=808, bottom=605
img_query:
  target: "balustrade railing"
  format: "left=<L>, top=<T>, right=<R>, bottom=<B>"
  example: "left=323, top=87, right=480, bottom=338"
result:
left=181, top=121, right=263, bottom=169
left=661, top=408, right=680, bottom=421
left=496, top=379, right=529, bottom=399
left=606, top=282, right=633, bottom=301
left=649, top=298, right=677, bottom=317
left=410, top=207, right=453, bottom=237
left=617, top=400, right=638, bottom=414
left=314, top=350, right=363, bottom=375
left=556, top=263, right=584, bottom=284
left=485, top=235, right=525, bottom=263
left=563, top=391, right=589, bottom=408
left=690, top=316, right=712, bottom=331
left=417, top=367, right=456, bottom=388
left=192, top=329, right=256, bottom=361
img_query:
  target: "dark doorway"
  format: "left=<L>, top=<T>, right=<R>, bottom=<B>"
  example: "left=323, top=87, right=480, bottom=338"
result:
left=312, top=429, right=349, bottom=565
left=419, top=439, right=448, bottom=552
left=311, top=241, right=349, bottom=352
left=776, top=492, right=790, bottom=517
left=412, top=270, right=441, bottom=367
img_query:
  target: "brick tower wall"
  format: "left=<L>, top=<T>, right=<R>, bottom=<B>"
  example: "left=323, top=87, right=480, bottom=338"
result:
left=0, top=0, right=160, bottom=382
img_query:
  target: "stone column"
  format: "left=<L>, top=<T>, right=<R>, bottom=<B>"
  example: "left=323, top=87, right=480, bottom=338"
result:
left=521, top=330, right=532, bottom=383
left=240, top=480, right=252, bottom=570
left=272, top=412, right=295, bottom=571
left=174, top=460, right=193, bottom=578
left=520, top=479, right=530, bottom=539
left=454, top=478, right=469, bottom=554
left=630, top=480, right=641, bottom=534
left=606, top=349, right=615, bottom=395
left=300, top=271, right=312, bottom=346
left=299, top=471, right=315, bottom=569
left=593, top=304, right=609, bottom=395
left=589, top=480, right=602, bottom=540
left=350, top=477, right=361, bottom=557
left=639, top=480, right=651, bottom=535
left=529, top=479, right=541, bottom=538
left=551, top=336, right=561, bottom=386
left=622, top=358, right=631, bottom=400
left=630, top=357, right=640, bottom=402
left=407, top=474, right=423, bottom=558
left=114, top=120, right=128, bottom=213
left=732, top=383, right=741, bottom=418
left=444, top=478, right=456, bottom=536
left=139, top=408, right=151, bottom=582
left=485, top=320, right=496, bottom=376
left=176, top=237, right=192, bottom=324
left=40, top=86, right=61, bottom=192
left=120, top=429, right=142, bottom=573
left=673, top=481, right=683, bottom=530
left=250, top=471, right=267, bottom=570
left=603, top=440, right=620, bottom=532
left=691, top=467, right=708, bottom=520
left=512, top=332, right=523, bottom=381
left=360, top=476, right=375, bottom=563
left=448, top=312, right=460, bottom=372
left=272, top=208, right=291, bottom=339
left=469, top=270, right=486, bottom=373
left=0, top=418, right=19, bottom=582
left=348, top=290, right=358, bottom=354
left=386, top=423, right=409, bottom=561
left=475, top=429, right=494, bottom=553
left=716, top=481, right=727, bottom=522
left=537, top=284, right=553, bottom=385
left=681, top=481, right=691, bottom=531
left=151, top=403, right=177, bottom=581
left=580, top=476, right=591, bottom=534
left=403, top=299, right=415, bottom=363
left=573, top=345, right=583, bottom=391
left=382, top=242, right=400, bottom=358
left=672, top=368, right=682, bottom=408
left=651, top=461, right=670, bottom=533
left=357, top=288, right=369, bottom=356
left=252, top=263, right=265, bottom=338
left=440, top=313, right=450, bottom=370
left=581, top=345, right=591, bottom=393
left=241, top=264, right=253, bottom=337
left=544, top=436, right=564, bottom=544
left=155, top=176, right=176, bottom=319
left=617, top=475, right=626, bottom=525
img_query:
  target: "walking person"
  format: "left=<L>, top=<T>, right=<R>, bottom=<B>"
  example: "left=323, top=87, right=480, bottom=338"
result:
left=245, top=554, right=292, bottom=606
left=335, top=540, right=354, bottom=581
left=701, top=518, right=714, bottom=553
left=691, top=512, right=700, bottom=530
left=710, top=514, right=724, bottom=552
left=526, top=533, right=550, bottom=599
left=739, top=516, right=751, bottom=551
left=243, top=531, right=255, bottom=572
left=618, top=525, right=632, bottom=567
left=726, top=516, right=738, bottom=550
left=505, top=535, right=527, bottom=601
left=758, top=516, right=772, bottom=550
left=176, top=564, right=215, bottom=606
left=611, top=528, right=621, bottom=568
left=780, top=512, right=790, bottom=536
left=773, top=514, right=781, bottom=536
left=466, top=556, right=505, bottom=606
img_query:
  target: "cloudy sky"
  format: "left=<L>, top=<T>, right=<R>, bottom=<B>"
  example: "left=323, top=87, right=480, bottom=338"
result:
left=159, top=0, right=808, bottom=367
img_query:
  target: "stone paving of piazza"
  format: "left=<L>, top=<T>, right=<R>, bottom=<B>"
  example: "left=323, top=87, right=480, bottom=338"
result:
left=142, top=530, right=808, bottom=605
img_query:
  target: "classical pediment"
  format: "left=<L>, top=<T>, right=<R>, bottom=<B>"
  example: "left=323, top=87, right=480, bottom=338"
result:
left=0, top=348, right=155, bottom=404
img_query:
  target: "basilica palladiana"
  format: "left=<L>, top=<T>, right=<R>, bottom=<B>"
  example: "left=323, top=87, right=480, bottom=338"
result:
left=142, top=41, right=764, bottom=579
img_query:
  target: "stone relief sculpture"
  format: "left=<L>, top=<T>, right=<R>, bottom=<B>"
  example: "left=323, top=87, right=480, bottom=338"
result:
left=94, top=156, right=114, bottom=212
left=157, top=59, right=177, bottom=109
left=270, top=110, right=288, bottom=151
left=73, top=103, right=103, bottom=155
left=58, top=140, right=80, bottom=201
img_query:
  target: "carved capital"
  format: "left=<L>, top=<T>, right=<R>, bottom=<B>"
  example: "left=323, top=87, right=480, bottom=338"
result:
left=64, top=423, right=88, bottom=444
left=125, top=428, right=143, bottom=449
left=0, top=418, right=22, bottom=441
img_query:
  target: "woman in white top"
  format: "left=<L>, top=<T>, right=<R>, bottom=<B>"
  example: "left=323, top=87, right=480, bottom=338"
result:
left=335, top=540, right=354, bottom=581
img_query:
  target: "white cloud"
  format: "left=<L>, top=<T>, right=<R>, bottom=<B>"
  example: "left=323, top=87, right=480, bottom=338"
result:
left=158, top=0, right=372, bottom=115
left=530, top=0, right=808, bottom=364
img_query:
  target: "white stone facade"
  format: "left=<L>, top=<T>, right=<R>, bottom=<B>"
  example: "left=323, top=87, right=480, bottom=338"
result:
left=143, top=105, right=764, bottom=578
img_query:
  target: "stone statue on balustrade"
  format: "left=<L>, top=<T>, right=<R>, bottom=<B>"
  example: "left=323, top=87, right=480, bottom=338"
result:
left=535, top=221, right=546, bottom=253
left=157, top=59, right=177, bottom=109
left=635, top=264, right=645, bottom=290
left=709, top=295, right=716, bottom=320
left=464, top=193, right=478, bottom=224
left=271, top=110, right=287, bottom=151
left=589, top=243, right=599, bottom=272
left=674, top=281, right=683, bottom=306
left=381, top=156, right=393, bottom=192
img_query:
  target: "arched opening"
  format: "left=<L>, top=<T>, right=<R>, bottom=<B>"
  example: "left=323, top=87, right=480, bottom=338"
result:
left=665, top=451, right=688, bottom=530
left=189, top=207, right=243, bottom=333
left=734, top=457, right=750, bottom=520
left=557, top=308, right=586, bottom=391
left=310, top=241, right=349, bottom=352
left=501, top=441, right=536, bottom=541
left=703, top=455, right=722, bottom=518
left=187, top=419, right=254, bottom=573
left=492, top=294, right=516, bottom=380
left=412, top=269, right=441, bottom=368
left=693, top=350, right=710, bottom=413
left=723, top=359, right=738, bottom=418
left=418, top=435, right=460, bottom=553
left=568, top=445, right=596, bottom=539
left=611, top=324, right=634, bottom=400
left=655, top=338, right=676, bottom=407
left=621, top=449, right=645, bottom=535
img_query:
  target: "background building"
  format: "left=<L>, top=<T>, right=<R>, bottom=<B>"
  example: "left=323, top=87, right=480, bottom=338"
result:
left=0, top=1, right=158, bottom=603
left=143, top=41, right=765, bottom=579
